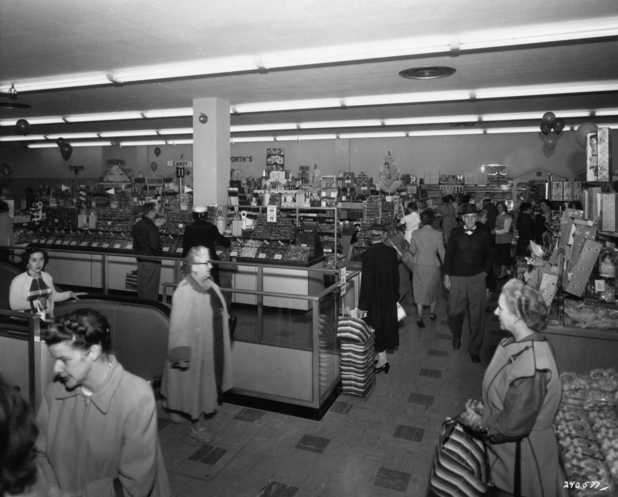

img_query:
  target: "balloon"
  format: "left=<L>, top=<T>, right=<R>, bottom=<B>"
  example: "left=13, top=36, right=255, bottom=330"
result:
left=542, top=112, right=556, bottom=127
left=575, top=122, right=598, bottom=149
left=150, top=161, right=158, bottom=172
left=60, top=143, right=73, bottom=161
left=56, top=138, right=65, bottom=147
left=544, top=133, right=558, bottom=151
left=540, top=123, right=551, bottom=136
left=0, top=163, right=13, bottom=176
left=154, top=147, right=161, bottom=157
left=16, top=119, right=30, bottom=136
left=552, top=118, right=565, bottom=135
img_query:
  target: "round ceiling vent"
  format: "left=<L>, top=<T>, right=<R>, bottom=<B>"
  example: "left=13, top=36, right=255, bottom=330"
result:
left=399, top=67, right=456, bottom=80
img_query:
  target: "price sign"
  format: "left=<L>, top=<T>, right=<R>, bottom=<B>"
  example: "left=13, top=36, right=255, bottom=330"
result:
left=80, top=242, right=88, bottom=246
left=102, top=243, right=110, bottom=248
left=114, top=244, right=121, bottom=249
left=32, top=239, right=39, bottom=244
left=258, top=253, right=267, bottom=259
left=163, top=247, right=170, bottom=252
left=267, top=205, right=277, bottom=223
left=230, top=251, right=238, bottom=257
left=62, top=240, right=70, bottom=245
left=340, top=267, right=347, bottom=297
left=178, top=224, right=184, bottom=228
left=91, top=242, right=99, bottom=247
left=324, top=248, right=332, bottom=253
left=176, top=248, right=183, bottom=253
left=70, top=241, right=77, bottom=246
left=125, top=243, right=133, bottom=250
left=274, top=254, right=283, bottom=260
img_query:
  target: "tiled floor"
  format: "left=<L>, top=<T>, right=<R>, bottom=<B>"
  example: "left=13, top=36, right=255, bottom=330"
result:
left=158, top=290, right=505, bottom=496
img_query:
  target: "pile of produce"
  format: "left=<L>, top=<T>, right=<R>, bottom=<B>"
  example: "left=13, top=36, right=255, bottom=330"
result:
left=564, top=300, right=618, bottom=330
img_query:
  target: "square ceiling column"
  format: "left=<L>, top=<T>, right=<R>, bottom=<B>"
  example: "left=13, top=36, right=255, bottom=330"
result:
left=192, top=98, right=230, bottom=206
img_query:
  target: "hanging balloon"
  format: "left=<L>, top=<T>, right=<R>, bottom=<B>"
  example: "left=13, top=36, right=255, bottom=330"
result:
left=553, top=118, right=565, bottom=135
left=16, top=119, right=30, bottom=136
left=542, top=112, right=556, bottom=127
left=544, top=133, right=558, bottom=151
left=60, top=143, right=73, bottom=161
left=150, top=161, right=158, bottom=172
left=154, top=147, right=161, bottom=157
left=540, top=123, right=551, bottom=136
left=0, top=163, right=13, bottom=176
left=575, top=122, right=599, bottom=149
left=56, top=138, right=65, bottom=147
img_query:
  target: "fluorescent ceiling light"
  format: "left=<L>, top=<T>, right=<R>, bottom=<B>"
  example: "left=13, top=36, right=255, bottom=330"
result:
left=299, top=120, right=382, bottom=129
left=595, top=109, right=618, bottom=117
left=112, top=57, right=257, bottom=83
left=297, top=134, right=338, bottom=140
left=118, top=140, right=167, bottom=146
left=272, top=136, right=301, bottom=142
left=0, top=117, right=66, bottom=127
left=142, top=108, right=193, bottom=119
left=166, top=139, right=193, bottom=145
left=45, top=132, right=99, bottom=140
left=70, top=141, right=114, bottom=147
left=485, top=127, right=543, bottom=134
left=64, top=111, right=144, bottom=123
left=28, top=143, right=59, bottom=148
left=231, top=123, right=298, bottom=132
left=98, top=130, right=159, bottom=138
left=345, top=91, right=470, bottom=107
left=338, top=132, right=407, bottom=139
left=233, top=99, right=340, bottom=114
left=476, top=81, right=618, bottom=99
left=0, top=73, right=111, bottom=94
left=0, top=134, right=47, bottom=142
left=384, top=115, right=478, bottom=126
left=407, top=129, right=484, bottom=136
left=231, top=137, right=275, bottom=143
left=156, top=128, right=194, bottom=135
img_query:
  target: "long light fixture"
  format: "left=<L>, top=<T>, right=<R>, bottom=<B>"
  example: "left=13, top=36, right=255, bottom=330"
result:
left=98, top=130, right=159, bottom=138
left=64, top=111, right=144, bottom=123
left=231, top=123, right=299, bottom=132
left=1, top=74, right=112, bottom=94
left=141, top=108, right=193, bottom=119
left=299, top=120, right=383, bottom=129
left=118, top=140, right=167, bottom=147
left=28, top=141, right=114, bottom=148
left=0, top=134, right=47, bottom=142
left=384, top=115, right=478, bottom=126
left=45, top=132, right=100, bottom=140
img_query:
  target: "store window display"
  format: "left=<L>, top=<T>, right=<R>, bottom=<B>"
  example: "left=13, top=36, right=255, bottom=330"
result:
left=9, top=248, right=84, bottom=320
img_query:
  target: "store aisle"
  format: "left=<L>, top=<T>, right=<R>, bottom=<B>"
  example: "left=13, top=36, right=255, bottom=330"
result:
left=158, top=289, right=507, bottom=496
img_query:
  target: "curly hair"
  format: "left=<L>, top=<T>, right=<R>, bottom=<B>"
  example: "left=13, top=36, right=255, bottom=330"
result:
left=501, top=279, right=548, bottom=332
left=0, top=375, right=38, bottom=496
left=420, top=210, right=434, bottom=226
left=182, top=245, right=211, bottom=275
left=42, top=308, right=112, bottom=354
left=20, top=247, right=49, bottom=270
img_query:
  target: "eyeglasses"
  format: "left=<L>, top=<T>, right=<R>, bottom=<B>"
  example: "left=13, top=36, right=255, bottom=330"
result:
left=463, top=215, right=477, bottom=219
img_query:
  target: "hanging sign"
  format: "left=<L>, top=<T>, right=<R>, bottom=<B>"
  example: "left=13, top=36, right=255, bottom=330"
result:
left=167, top=160, right=192, bottom=168
left=340, top=267, right=347, bottom=297
left=267, top=205, right=277, bottom=223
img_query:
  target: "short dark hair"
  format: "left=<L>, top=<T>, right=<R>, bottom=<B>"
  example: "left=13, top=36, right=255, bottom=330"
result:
left=519, top=202, right=532, bottom=213
left=0, top=201, right=9, bottom=214
left=462, top=194, right=471, bottom=204
left=20, top=248, right=49, bottom=269
left=442, top=196, right=451, bottom=204
left=502, top=279, right=548, bottom=332
left=539, top=199, right=552, bottom=209
left=43, top=308, right=112, bottom=355
left=496, top=201, right=509, bottom=216
left=407, top=202, right=417, bottom=211
left=0, top=375, right=38, bottom=495
left=142, top=203, right=156, bottom=216
left=420, top=210, right=434, bottom=225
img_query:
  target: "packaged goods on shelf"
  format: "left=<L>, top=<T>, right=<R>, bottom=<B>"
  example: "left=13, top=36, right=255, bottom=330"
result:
left=240, top=240, right=263, bottom=258
left=285, top=245, right=312, bottom=262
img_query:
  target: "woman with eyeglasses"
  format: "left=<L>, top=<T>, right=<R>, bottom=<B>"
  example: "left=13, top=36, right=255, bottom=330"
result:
left=461, top=279, right=565, bottom=497
left=161, top=246, right=233, bottom=444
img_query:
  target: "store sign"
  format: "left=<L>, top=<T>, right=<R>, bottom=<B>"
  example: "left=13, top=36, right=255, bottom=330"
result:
left=267, top=205, right=277, bottom=223
left=167, top=160, right=193, bottom=168
left=340, top=267, right=347, bottom=297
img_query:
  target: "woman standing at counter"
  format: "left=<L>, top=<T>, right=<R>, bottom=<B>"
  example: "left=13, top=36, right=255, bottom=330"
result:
left=9, top=248, right=84, bottom=320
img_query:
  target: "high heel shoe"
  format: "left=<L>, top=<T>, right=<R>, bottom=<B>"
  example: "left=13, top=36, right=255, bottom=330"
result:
left=417, top=317, right=425, bottom=328
left=429, top=313, right=437, bottom=321
left=375, top=363, right=390, bottom=374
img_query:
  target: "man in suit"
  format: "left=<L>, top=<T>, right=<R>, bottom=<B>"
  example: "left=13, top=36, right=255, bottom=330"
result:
left=132, top=202, right=162, bottom=301
left=444, top=204, right=494, bottom=363
left=182, top=205, right=231, bottom=286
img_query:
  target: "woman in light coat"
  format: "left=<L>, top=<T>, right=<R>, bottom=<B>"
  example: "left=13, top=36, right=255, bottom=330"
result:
left=409, top=210, right=445, bottom=328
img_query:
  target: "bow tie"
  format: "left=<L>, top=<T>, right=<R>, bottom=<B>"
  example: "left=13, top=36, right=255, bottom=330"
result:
left=465, top=228, right=476, bottom=235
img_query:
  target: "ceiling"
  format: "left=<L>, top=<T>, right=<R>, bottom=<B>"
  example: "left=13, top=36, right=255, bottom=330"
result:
left=2, top=0, right=618, bottom=145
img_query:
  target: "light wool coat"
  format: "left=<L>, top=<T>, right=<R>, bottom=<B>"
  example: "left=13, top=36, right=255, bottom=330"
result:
left=35, top=356, right=171, bottom=497
left=161, top=276, right=233, bottom=418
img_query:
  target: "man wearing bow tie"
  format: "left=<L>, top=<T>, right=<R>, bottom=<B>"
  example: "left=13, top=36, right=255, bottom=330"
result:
left=444, top=203, right=494, bottom=363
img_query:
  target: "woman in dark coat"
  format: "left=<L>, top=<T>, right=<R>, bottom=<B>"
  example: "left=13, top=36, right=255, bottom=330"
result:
left=515, top=202, right=536, bottom=257
left=359, top=224, right=399, bottom=374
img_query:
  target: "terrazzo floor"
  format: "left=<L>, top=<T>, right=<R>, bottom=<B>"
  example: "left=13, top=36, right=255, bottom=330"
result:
left=157, top=287, right=508, bottom=497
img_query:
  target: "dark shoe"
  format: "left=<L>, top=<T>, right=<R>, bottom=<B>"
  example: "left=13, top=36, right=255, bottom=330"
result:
left=375, top=363, right=390, bottom=374
left=470, top=354, right=481, bottom=363
left=417, top=317, right=425, bottom=328
left=429, top=313, right=437, bottom=321
left=452, top=338, right=461, bottom=350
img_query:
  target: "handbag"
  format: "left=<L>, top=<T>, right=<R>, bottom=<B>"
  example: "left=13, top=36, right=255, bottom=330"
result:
left=396, top=302, right=406, bottom=322
left=429, top=416, right=489, bottom=497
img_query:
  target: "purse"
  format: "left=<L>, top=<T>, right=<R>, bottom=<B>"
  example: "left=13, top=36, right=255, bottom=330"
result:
left=396, top=302, right=406, bottom=322
left=429, top=416, right=489, bottom=497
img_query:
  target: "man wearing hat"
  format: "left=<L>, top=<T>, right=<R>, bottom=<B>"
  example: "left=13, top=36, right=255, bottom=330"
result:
left=182, top=206, right=231, bottom=286
left=358, top=224, right=400, bottom=374
left=444, top=204, right=494, bottom=363
left=132, top=202, right=163, bottom=300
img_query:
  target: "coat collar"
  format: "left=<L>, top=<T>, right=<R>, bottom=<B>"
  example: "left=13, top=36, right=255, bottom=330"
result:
left=55, top=355, right=124, bottom=414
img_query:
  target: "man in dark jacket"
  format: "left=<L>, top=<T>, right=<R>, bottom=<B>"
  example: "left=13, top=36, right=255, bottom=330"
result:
left=444, top=204, right=494, bottom=363
left=182, top=206, right=231, bottom=285
left=132, top=202, right=162, bottom=301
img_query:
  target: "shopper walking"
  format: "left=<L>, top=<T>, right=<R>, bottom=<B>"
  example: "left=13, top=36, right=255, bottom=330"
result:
left=132, top=202, right=163, bottom=301
left=409, top=210, right=444, bottom=328
left=435, top=196, right=457, bottom=242
left=493, top=202, right=513, bottom=279
left=358, top=224, right=399, bottom=374
left=482, top=197, right=497, bottom=232
left=0, top=200, right=14, bottom=262
left=161, top=246, right=233, bottom=444
left=444, top=204, right=494, bottom=362
left=477, top=209, right=497, bottom=312
left=398, top=201, right=421, bottom=243
left=461, top=279, right=566, bottom=497
left=182, top=205, right=231, bottom=286
left=36, top=308, right=171, bottom=496
left=515, top=202, right=536, bottom=257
